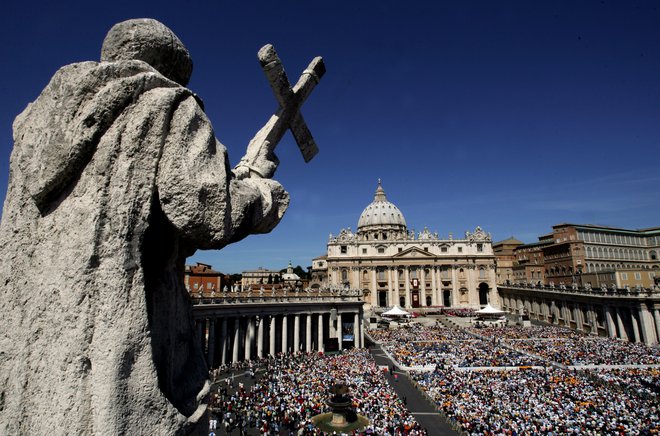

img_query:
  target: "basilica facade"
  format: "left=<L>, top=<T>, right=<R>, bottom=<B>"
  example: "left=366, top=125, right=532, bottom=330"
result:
left=311, top=181, right=497, bottom=310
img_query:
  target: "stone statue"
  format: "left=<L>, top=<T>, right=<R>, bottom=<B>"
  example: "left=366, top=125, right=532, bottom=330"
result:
left=0, top=19, right=324, bottom=435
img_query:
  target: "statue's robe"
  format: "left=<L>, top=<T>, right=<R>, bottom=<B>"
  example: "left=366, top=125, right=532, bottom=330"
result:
left=0, top=60, right=289, bottom=434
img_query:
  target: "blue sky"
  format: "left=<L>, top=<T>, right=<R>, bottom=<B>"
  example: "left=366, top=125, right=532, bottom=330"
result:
left=1, top=1, right=659, bottom=273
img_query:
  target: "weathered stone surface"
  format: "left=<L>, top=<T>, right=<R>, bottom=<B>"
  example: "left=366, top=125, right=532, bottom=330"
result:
left=0, top=19, right=294, bottom=434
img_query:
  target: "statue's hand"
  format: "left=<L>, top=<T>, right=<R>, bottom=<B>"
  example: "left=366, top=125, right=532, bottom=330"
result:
left=232, top=165, right=253, bottom=181
left=233, top=139, right=277, bottom=180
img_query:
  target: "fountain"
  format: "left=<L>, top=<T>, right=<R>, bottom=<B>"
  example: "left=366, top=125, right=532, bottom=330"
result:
left=311, top=382, right=369, bottom=433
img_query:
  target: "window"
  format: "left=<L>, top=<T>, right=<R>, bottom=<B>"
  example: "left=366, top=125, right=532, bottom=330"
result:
left=424, top=247, right=428, bottom=252
left=341, top=269, right=348, bottom=281
left=378, top=248, right=385, bottom=254
left=319, top=261, right=324, bottom=267
left=621, top=273, right=628, bottom=280
left=458, top=247, right=463, bottom=253
left=340, top=245, right=347, bottom=254
left=479, top=268, right=485, bottom=278
left=410, top=269, right=418, bottom=279
left=378, top=269, right=385, bottom=280
left=634, top=272, right=641, bottom=280
left=477, top=243, right=483, bottom=252
left=398, top=247, right=403, bottom=253
left=441, top=247, right=447, bottom=253
left=362, top=248, right=367, bottom=254
left=207, top=282, right=212, bottom=289
left=193, top=283, right=198, bottom=289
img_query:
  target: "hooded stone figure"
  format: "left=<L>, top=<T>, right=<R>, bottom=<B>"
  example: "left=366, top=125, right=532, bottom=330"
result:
left=0, top=19, right=291, bottom=434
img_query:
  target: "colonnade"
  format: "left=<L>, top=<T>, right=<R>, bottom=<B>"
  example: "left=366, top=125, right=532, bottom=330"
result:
left=499, top=286, right=660, bottom=345
left=196, top=309, right=365, bottom=369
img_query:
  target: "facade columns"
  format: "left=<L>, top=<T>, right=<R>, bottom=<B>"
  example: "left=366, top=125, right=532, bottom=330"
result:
left=394, top=268, right=401, bottom=306
left=337, top=312, right=343, bottom=350
left=370, top=268, right=378, bottom=307
left=354, top=312, right=360, bottom=348
left=431, top=267, right=438, bottom=307
left=404, top=268, right=411, bottom=308
left=420, top=267, right=427, bottom=306
left=352, top=268, right=360, bottom=291
left=451, top=266, right=458, bottom=307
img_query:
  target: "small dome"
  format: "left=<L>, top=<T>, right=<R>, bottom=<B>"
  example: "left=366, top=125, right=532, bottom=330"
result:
left=357, top=180, right=407, bottom=231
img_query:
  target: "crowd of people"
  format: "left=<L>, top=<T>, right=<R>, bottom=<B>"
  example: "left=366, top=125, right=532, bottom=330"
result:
left=412, top=366, right=659, bottom=435
left=381, top=339, right=545, bottom=368
left=369, top=324, right=473, bottom=343
left=370, top=321, right=660, bottom=435
left=510, top=337, right=660, bottom=366
left=203, top=319, right=660, bottom=435
left=467, top=325, right=585, bottom=340
left=208, top=349, right=427, bottom=435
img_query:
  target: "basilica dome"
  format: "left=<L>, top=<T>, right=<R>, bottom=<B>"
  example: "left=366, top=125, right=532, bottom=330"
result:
left=357, top=180, right=407, bottom=231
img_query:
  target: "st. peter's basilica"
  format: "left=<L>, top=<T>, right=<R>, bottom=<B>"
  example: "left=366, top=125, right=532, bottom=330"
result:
left=311, top=180, right=497, bottom=310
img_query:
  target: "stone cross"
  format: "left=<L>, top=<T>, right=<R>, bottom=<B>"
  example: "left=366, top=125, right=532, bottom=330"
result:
left=256, top=44, right=325, bottom=162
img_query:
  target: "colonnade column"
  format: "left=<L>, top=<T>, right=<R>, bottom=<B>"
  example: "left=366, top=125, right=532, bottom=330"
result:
left=294, top=314, right=301, bottom=354
left=196, top=320, right=204, bottom=358
left=604, top=306, right=617, bottom=339
left=282, top=314, right=289, bottom=354
left=220, top=318, right=228, bottom=365
left=653, top=308, right=660, bottom=346
left=244, top=317, right=254, bottom=361
left=420, top=268, right=427, bottom=307
left=269, top=315, right=276, bottom=357
left=631, top=309, right=642, bottom=343
left=615, top=308, right=629, bottom=341
left=232, top=318, right=240, bottom=363
left=317, top=313, right=324, bottom=352
left=257, top=317, right=264, bottom=358
left=306, top=314, right=312, bottom=352
left=638, top=305, right=657, bottom=345
left=207, top=319, right=216, bottom=368
left=353, top=312, right=360, bottom=348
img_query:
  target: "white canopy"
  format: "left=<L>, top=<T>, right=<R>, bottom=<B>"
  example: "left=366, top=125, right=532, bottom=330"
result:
left=382, top=305, right=410, bottom=317
left=476, top=304, right=505, bottom=315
